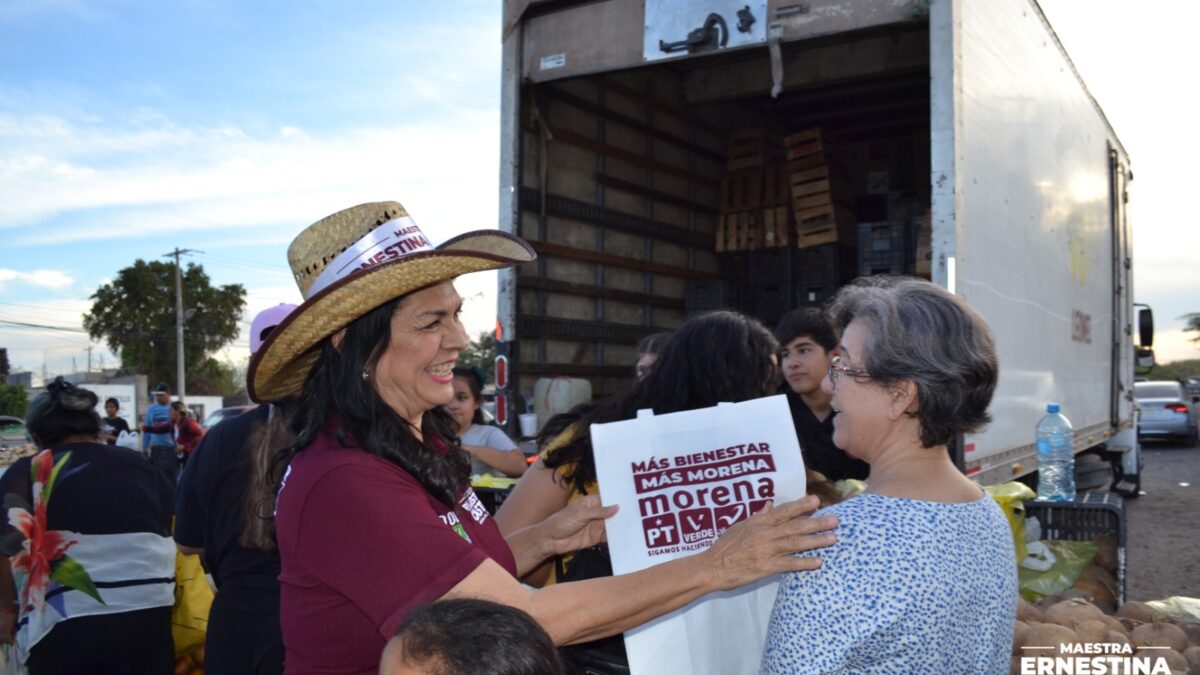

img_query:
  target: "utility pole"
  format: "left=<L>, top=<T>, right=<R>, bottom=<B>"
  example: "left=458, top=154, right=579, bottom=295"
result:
left=164, top=248, right=196, bottom=404
left=86, top=345, right=93, bottom=374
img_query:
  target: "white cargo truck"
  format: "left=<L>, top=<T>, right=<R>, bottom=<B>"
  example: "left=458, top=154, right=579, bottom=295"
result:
left=494, top=0, right=1153, bottom=493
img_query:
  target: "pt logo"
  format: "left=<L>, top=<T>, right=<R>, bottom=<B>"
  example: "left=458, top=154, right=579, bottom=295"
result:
left=642, top=513, right=680, bottom=548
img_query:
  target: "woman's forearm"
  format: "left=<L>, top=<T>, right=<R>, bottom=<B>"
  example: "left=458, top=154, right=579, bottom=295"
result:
left=457, top=497, right=835, bottom=647
left=463, top=444, right=527, bottom=477
left=528, top=553, right=714, bottom=644
left=503, top=524, right=552, bottom=578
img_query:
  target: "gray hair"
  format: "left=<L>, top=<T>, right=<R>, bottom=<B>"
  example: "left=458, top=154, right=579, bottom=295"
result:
left=826, top=276, right=998, bottom=447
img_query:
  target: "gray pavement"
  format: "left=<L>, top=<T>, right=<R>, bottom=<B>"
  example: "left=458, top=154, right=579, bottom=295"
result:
left=1124, top=441, right=1200, bottom=600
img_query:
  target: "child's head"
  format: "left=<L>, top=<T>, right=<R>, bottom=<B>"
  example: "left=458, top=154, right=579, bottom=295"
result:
left=381, top=599, right=563, bottom=675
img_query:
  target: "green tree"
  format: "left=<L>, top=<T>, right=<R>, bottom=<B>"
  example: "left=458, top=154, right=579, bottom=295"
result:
left=0, top=382, right=27, bottom=418
left=459, top=331, right=497, bottom=383
left=1148, top=358, right=1200, bottom=382
left=1183, top=313, right=1200, bottom=344
left=83, top=260, right=246, bottom=395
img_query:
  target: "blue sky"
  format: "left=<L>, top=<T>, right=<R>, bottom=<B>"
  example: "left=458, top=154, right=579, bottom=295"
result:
left=1, top=1, right=504, bottom=375
left=2, top=0, right=1198, bottom=379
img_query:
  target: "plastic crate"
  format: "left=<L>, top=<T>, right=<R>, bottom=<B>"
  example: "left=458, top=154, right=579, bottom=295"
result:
left=858, top=219, right=920, bottom=276
left=1024, top=493, right=1126, bottom=605
left=796, top=244, right=857, bottom=305
left=748, top=248, right=798, bottom=284
left=684, top=279, right=748, bottom=315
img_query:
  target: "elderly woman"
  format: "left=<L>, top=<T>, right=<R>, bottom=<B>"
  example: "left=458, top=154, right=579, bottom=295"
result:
left=443, top=367, right=526, bottom=477
left=759, top=277, right=1016, bottom=674
left=0, top=378, right=176, bottom=673
left=248, top=202, right=837, bottom=675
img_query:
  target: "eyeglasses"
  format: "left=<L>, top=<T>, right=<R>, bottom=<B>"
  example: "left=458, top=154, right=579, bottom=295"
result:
left=828, top=355, right=871, bottom=388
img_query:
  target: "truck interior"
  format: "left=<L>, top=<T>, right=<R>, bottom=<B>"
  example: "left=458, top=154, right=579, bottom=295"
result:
left=513, top=18, right=933, bottom=399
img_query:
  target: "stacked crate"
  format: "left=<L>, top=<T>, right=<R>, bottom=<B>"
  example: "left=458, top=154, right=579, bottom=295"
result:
left=794, top=244, right=858, bottom=306
left=914, top=210, right=933, bottom=278
left=784, top=128, right=855, bottom=249
left=857, top=219, right=922, bottom=276
left=716, top=130, right=790, bottom=252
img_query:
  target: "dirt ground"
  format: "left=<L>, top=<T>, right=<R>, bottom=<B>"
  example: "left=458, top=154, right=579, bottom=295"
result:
left=1123, top=441, right=1200, bottom=601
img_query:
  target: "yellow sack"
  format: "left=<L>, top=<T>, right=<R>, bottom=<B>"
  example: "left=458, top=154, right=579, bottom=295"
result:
left=985, top=481, right=1037, bottom=563
left=172, top=551, right=213, bottom=658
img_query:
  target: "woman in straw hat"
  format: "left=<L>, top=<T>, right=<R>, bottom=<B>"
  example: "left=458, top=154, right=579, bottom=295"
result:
left=248, top=202, right=837, bottom=675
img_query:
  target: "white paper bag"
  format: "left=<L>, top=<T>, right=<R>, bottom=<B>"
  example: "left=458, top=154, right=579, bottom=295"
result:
left=591, top=395, right=806, bottom=675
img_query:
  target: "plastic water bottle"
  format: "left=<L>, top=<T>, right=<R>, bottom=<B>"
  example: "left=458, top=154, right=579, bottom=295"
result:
left=1036, top=402, right=1076, bottom=501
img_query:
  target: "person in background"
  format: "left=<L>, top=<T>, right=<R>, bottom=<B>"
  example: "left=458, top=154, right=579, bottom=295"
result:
left=0, top=378, right=176, bottom=673
left=144, top=382, right=176, bottom=483
left=775, top=308, right=869, bottom=483
left=633, top=331, right=671, bottom=382
left=444, top=367, right=526, bottom=477
left=100, top=396, right=131, bottom=445
left=251, top=201, right=834, bottom=675
left=380, top=599, right=564, bottom=675
left=496, top=310, right=823, bottom=672
left=760, top=277, right=1015, bottom=674
left=145, top=401, right=205, bottom=473
left=175, top=303, right=297, bottom=675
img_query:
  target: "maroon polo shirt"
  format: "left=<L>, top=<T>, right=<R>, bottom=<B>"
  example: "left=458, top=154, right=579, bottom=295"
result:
left=274, top=429, right=517, bottom=674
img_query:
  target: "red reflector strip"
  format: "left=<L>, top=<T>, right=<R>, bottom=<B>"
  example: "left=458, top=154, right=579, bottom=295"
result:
left=965, top=465, right=982, bottom=476
left=965, top=443, right=976, bottom=455
left=495, top=394, right=507, bottom=425
left=495, top=355, right=508, bottom=389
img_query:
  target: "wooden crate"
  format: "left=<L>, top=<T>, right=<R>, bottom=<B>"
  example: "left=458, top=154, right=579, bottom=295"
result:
left=762, top=206, right=790, bottom=248
left=783, top=128, right=847, bottom=162
left=794, top=206, right=856, bottom=249
left=720, top=170, right=765, bottom=212
left=763, top=161, right=790, bottom=208
left=727, top=130, right=783, bottom=172
left=717, top=207, right=792, bottom=251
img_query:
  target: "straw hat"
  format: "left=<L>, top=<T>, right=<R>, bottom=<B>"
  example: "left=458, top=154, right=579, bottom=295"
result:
left=247, top=201, right=535, bottom=402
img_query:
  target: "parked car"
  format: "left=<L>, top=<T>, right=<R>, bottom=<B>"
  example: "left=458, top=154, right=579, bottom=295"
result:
left=0, top=415, right=38, bottom=467
left=1185, top=377, right=1200, bottom=397
left=201, top=405, right=256, bottom=430
left=1134, top=381, right=1199, bottom=446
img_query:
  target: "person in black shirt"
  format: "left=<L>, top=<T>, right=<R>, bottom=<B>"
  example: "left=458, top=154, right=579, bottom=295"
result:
left=174, top=302, right=295, bottom=675
left=0, top=378, right=175, bottom=673
left=776, top=308, right=870, bottom=482
left=99, top=397, right=131, bottom=445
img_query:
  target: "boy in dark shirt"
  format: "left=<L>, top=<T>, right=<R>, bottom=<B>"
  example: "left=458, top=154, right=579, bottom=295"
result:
left=100, top=397, right=131, bottom=444
left=776, top=308, right=869, bottom=481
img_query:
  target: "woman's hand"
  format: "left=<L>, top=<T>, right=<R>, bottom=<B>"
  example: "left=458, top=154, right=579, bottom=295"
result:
left=696, top=495, right=837, bottom=591
left=536, top=495, right=618, bottom=559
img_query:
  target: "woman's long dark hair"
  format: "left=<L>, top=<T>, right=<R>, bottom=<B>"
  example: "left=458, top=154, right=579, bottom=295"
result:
left=242, top=404, right=294, bottom=551
left=541, top=311, right=780, bottom=495
left=270, top=297, right=469, bottom=509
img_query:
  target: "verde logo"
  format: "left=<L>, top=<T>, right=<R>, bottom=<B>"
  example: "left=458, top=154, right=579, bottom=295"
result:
left=438, top=511, right=472, bottom=544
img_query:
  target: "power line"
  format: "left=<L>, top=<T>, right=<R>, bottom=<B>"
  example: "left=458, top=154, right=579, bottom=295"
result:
left=0, top=318, right=90, bottom=333
left=0, top=300, right=92, bottom=314
left=200, top=252, right=291, bottom=277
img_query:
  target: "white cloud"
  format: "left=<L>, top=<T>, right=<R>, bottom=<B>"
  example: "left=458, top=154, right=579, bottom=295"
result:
left=0, top=268, right=74, bottom=290
left=0, top=113, right=500, bottom=247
